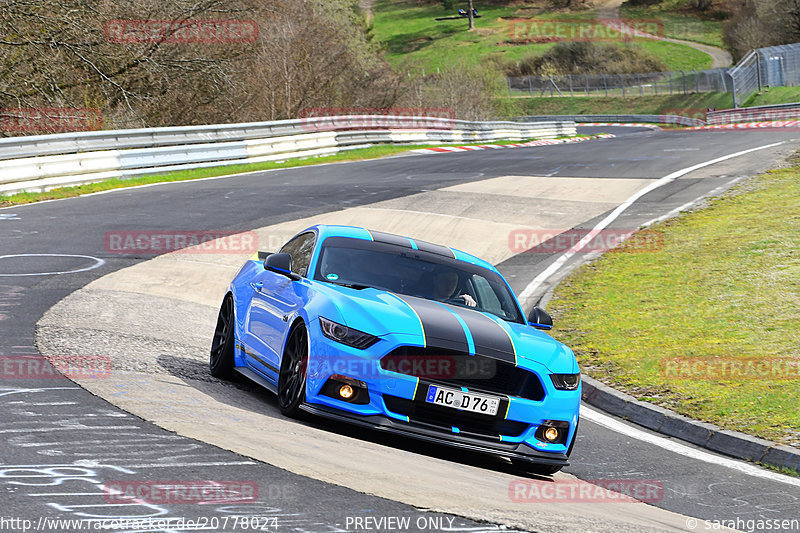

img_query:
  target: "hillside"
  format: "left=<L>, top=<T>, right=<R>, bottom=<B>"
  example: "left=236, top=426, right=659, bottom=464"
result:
left=371, top=0, right=729, bottom=74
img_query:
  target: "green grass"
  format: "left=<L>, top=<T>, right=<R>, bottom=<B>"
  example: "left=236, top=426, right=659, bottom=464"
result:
left=548, top=163, right=800, bottom=447
left=743, top=86, right=800, bottom=107
left=496, top=87, right=800, bottom=119
left=1, top=136, right=595, bottom=207
left=497, top=92, right=735, bottom=118
left=620, top=5, right=725, bottom=48
left=372, top=0, right=713, bottom=73
left=635, top=38, right=711, bottom=70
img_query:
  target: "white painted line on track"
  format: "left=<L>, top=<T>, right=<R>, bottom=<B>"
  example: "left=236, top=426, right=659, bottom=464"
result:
left=581, top=405, right=800, bottom=488
left=517, top=141, right=786, bottom=307
left=0, top=253, right=106, bottom=276
left=126, top=461, right=258, bottom=468
left=640, top=175, right=747, bottom=230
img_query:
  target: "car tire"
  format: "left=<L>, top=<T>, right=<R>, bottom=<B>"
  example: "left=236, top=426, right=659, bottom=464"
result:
left=278, top=322, right=308, bottom=418
left=210, top=295, right=237, bottom=380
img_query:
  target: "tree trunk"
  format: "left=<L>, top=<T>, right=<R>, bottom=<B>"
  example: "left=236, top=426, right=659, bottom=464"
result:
left=468, top=0, right=474, bottom=30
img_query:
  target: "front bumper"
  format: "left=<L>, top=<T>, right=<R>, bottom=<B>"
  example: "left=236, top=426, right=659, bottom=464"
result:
left=305, top=321, right=581, bottom=464
left=299, top=402, right=569, bottom=466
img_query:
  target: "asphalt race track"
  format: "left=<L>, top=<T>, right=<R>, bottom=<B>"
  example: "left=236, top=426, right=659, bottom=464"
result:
left=2, top=127, right=800, bottom=533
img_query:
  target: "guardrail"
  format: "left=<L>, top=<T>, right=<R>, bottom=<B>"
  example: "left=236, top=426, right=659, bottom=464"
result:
left=707, top=102, right=800, bottom=124
left=0, top=116, right=575, bottom=195
left=516, top=114, right=706, bottom=127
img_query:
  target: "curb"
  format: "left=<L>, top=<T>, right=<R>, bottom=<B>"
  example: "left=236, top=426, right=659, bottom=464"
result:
left=689, top=121, right=800, bottom=130
left=410, top=133, right=615, bottom=154
left=581, top=375, right=800, bottom=474
left=578, top=122, right=662, bottom=130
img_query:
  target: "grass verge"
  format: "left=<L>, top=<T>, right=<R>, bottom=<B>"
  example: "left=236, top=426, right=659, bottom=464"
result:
left=497, top=87, right=800, bottom=119
left=742, top=87, right=800, bottom=108
left=548, top=160, right=800, bottom=447
left=497, top=92, right=734, bottom=118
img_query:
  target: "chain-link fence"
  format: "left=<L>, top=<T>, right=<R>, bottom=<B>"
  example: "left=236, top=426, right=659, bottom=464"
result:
left=508, top=42, right=800, bottom=108
left=729, top=43, right=800, bottom=107
left=508, top=69, right=732, bottom=98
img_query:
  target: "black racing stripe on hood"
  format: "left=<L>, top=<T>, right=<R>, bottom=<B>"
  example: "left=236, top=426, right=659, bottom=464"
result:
left=395, top=295, right=470, bottom=353
left=446, top=306, right=517, bottom=364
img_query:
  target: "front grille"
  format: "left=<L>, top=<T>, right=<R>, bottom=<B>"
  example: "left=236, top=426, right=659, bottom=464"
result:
left=383, top=395, right=529, bottom=438
left=380, top=346, right=545, bottom=401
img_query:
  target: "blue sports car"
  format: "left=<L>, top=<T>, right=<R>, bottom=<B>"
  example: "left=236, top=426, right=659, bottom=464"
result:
left=210, top=225, right=580, bottom=474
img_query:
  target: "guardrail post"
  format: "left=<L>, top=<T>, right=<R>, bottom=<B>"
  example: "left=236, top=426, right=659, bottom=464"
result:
left=731, top=73, right=739, bottom=108
left=681, top=71, right=687, bottom=94
left=756, top=53, right=763, bottom=92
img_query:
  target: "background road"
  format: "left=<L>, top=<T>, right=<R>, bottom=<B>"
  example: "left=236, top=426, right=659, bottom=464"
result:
left=2, top=127, right=799, bottom=532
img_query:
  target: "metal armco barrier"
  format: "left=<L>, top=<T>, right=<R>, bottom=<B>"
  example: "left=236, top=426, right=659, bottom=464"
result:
left=707, top=102, right=800, bottom=124
left=517, top=114, right=705, bottom=127
left=0, top=116, right=575, bottom=195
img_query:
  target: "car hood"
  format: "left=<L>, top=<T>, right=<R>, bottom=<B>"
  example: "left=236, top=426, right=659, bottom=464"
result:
left=314, top=283, right=576, bottom=374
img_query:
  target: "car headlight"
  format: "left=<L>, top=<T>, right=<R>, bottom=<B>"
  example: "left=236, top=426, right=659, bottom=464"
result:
left=319, top=317, right=379, bottom=349
left=550, top=373, right=581, bottom=390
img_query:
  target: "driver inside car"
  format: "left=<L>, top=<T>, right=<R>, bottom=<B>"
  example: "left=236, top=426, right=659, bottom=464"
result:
left=433, top=270, right=476, bottom=307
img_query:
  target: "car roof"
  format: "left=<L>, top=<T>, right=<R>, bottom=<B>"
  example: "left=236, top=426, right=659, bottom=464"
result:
left=305, top=224, right=497, bottom=272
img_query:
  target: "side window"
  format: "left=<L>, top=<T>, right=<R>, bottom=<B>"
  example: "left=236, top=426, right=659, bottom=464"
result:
left=472, top=275, right=503, bottom=316
left=279, top=232, right=316, bottom=277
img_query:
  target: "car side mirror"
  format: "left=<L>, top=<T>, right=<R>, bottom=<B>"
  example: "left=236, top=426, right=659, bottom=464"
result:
left=528, top=306, right=553, bottom=330
left=264, top=253, right=300, bottom=281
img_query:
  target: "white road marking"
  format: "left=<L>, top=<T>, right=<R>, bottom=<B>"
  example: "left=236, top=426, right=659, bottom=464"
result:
left=0, top=253, right=105, bottom=277
left=518, top=141, right=786, bottom=307
left=126, top=461, right=258, bottom=468
left=581, top=405, right=800, bottom=488
left=0, top=213, right=20, bottom=220
left=640, top=175, right=747, bottom=229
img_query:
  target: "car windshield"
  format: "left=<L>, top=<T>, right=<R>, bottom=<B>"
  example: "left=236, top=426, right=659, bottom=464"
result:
left=314, top=237, right=525, bottom=323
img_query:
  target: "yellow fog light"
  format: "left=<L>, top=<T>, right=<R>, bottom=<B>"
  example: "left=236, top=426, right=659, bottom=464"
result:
left=544, top=427, right=559, bottom=442
left=339, top=384, right=355, bottom=400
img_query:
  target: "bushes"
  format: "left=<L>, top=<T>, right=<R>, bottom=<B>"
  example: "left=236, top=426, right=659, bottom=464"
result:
left=504, top=42, right=669, bottom=76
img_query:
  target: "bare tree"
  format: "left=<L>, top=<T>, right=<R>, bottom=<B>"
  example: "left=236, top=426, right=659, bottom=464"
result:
left=0, top=0, right=402, bottom=131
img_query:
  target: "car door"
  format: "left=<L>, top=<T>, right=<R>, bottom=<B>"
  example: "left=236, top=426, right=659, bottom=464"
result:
left=244, top=232, right=316, bottom=381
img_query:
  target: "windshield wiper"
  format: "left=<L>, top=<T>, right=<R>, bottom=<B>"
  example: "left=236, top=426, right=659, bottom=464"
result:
left=327, top=281, right=372, bottom=290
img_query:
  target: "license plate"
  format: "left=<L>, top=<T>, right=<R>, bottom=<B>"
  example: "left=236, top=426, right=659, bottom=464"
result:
left=425, top=385, right=500, bottom=416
